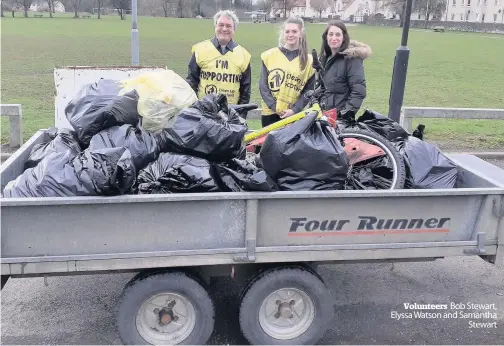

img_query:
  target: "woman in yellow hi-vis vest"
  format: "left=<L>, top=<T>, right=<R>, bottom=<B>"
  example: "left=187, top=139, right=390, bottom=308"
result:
left=259, top=17, right=315, bottom=127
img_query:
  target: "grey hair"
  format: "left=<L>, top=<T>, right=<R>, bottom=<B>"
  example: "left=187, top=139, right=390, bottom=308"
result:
left=214, top=10, right=239, bottom=29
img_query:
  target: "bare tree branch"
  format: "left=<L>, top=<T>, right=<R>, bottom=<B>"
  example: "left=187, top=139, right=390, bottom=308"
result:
left=311, top=0, right=328, bottom=18
left=15, top=0, right=32, bottom=17
left=110, top=0, right=129, bottom=19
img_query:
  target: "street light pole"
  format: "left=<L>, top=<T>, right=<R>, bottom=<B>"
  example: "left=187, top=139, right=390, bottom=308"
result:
left=131, top=0, right=139, bottom=66
left=387, top=0, right=413, bottom=123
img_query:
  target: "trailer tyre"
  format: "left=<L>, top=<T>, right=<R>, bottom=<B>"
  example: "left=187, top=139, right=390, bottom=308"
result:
left=239, top=267, right=333, bottom=345
left=117, top=271, right=215, bottom=345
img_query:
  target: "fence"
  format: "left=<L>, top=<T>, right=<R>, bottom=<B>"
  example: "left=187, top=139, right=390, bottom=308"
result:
left=248, top=107, right=504, bottom=128
left=1, top=104, right=23, bottom=149
left=0, top=104, right=501, bottom=153
left=400, top=107, right=504, bottom=132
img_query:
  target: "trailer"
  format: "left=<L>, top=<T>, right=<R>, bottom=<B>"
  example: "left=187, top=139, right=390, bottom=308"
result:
left=0, top=65, right=502, bottom=345
left=1, top=127, right=503, bottom=345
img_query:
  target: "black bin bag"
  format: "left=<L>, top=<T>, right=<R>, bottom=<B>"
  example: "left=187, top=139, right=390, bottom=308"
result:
left=156, top=94, right=248, bottom=161
left=65, top=79, right=141, bottom=146
left=398, top=137, right=458, bottom=189
left=259, top=112, right=349, bottom=191
left=136, top=153, right=220, bottom=194
left=357, top=109, right=409, bottom=143
left=25, top=127, right=82, bottom=169
left=136, top=153, right=277, bottom=194
left=89, top=124, right=159, bottom=171
left=3, top=147, right=136, bottom=198
left=212, top=158, right=278, bottom=192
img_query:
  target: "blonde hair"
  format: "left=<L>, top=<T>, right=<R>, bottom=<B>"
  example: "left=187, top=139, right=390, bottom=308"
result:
left=278, top=17, right=308, bottom=71
left=214, top=10, right=239, bottom=29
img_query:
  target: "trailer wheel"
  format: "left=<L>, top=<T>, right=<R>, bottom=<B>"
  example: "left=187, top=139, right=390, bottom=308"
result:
left=117, top=271, right=215, bottom=345
left=239, top=267, right=333, bottom=345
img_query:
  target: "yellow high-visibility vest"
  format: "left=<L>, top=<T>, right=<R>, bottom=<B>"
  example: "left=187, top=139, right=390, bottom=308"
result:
left=261, top=47, right=315, bottom=115
left=192, top=40, right=251, bottom=104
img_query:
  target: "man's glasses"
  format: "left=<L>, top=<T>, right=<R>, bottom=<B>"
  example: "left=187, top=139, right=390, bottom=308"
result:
left=217, top=24, right=233, bottom=29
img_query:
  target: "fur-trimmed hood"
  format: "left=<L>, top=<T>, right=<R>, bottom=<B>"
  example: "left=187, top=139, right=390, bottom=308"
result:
left=341, top=40, right=372, bottom=60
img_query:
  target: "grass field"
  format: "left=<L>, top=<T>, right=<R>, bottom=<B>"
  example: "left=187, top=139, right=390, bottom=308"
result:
left=1, top=14, right=504, bottom=149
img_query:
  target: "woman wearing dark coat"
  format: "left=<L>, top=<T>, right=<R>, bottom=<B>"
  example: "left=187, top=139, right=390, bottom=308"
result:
left=318, top=21, right=371, bottom=116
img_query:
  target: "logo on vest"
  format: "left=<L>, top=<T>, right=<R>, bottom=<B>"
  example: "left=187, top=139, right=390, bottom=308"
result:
left=267, top=69, right=285, bottom=92
left=205, top=84, right=218, bottom=94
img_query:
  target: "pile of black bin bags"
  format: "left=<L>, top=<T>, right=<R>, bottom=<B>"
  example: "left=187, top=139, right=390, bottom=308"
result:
left=2, top=81, right=277, bottom=198
left=1, top=78, right=458, bottom=198
left=353, top=110, right=458, bottom=189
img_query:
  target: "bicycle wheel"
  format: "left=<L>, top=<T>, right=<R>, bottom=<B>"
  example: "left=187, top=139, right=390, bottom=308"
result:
left=339, top=128, right=406, bottom=190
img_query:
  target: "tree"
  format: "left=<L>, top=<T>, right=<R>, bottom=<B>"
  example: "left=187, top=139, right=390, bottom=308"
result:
left=311, top=0, right=328, bottom=18
left=46, top=0, right=54, bottom=17
left=214, top=0, right=232, bottom=10
left=174, top=0, right=193, bottom=17
left=96, top=0, right=105, bottom=18
left=110, top=0, right=129, bottom=19
left=276, top=0, right=295, bottom=18
left=2, top=0, right=16, bottom=17
left=192, top=0, right=205, bottom=16
left=376, top=0, right=446, bottom=25
left=159, top=0, right=175, bottom=17
left=138, top=0, right=166, bottom=16
left=241, top=0, right=253, bottom=10
left=15, top=0, right=32, bottom=17
left=60, top=0, right=82, bottom=17
left=377, top=0, right=405, bottom=25
left=256, top=0, right=274, bottom=14
left=1, top=0, right=12, bottom=16
left=415, top=0, right=446, bottom=20
left=3, top=0, right=17, bottom=16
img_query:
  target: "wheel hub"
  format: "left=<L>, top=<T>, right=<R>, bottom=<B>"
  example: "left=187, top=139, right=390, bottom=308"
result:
left=158, top=309, right=179, bottom=325
left=136, top=293, right=196, bottom=344
left=259, top=288, right=315, bottom=340
left=275, top=300, right=295, bottom=319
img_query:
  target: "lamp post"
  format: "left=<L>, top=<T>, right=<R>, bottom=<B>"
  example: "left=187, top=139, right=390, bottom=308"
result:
left=131, top=0, right=139, bottom=66
left=387, top=0, right=414, bottom=123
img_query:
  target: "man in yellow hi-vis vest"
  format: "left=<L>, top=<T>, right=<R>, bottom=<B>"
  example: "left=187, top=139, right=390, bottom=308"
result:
left=186, top=10, right=252, bottom=105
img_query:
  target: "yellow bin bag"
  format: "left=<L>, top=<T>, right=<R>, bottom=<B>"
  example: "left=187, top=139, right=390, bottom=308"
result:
left=119, top=70, right=197, bottom=133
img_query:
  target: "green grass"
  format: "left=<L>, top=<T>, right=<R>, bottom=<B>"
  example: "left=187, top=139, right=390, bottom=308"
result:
left=2, top=14, right=504, bottom=148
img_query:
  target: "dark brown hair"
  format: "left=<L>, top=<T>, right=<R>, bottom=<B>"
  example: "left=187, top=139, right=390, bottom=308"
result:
left=319, top=20, right=350, bottom=66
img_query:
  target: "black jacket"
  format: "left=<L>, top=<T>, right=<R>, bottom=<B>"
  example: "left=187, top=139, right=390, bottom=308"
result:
left=320, top=40, right=371, bottom=114
left=186, top=37, right=252, bottom=104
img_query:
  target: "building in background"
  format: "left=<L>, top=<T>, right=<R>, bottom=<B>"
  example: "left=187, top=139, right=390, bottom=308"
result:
left=267, top=0, right=504, bottom=23
left=270, top=0, right=372, bottom=21
left=438, top=0, right=504, bottom=23
left=29, top=1, right=65, bottom=12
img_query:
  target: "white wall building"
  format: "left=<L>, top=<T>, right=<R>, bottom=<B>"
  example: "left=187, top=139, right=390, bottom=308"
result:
left=272, top=0, right=374, bottom=21
left=271, top=0, right=504, bottom=23
left=372, top=0, right=504, bottom=22
left=441, top=0, right=504, bottom=23
left=29, top=1, right=65, bottom=12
